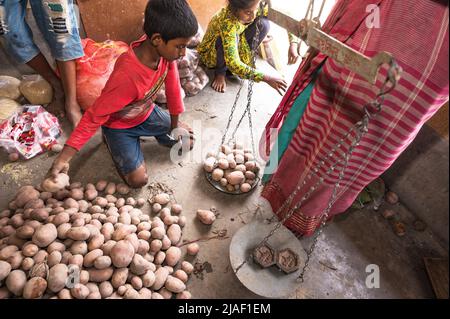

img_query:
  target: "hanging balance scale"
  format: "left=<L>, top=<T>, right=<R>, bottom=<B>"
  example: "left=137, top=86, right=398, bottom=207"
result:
left=228, top=0, right=402, bottom=298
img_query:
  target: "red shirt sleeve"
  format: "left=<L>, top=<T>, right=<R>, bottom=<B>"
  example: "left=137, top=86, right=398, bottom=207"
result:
left=66, top=71, right=138, bottom=151
left=164, top=61, right=185, bottom=115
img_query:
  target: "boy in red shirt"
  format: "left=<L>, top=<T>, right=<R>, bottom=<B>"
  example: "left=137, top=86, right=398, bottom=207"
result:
left=47, top=0, right=198, bottom=188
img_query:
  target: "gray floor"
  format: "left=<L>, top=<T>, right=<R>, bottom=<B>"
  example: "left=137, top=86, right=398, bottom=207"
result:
left=0, top=13, right=448, bottom=299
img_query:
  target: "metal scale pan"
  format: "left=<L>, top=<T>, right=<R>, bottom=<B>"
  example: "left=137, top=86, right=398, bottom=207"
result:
left=229, top=219, right=307, bottom=298
left=205, top=171, right=260, bottom=195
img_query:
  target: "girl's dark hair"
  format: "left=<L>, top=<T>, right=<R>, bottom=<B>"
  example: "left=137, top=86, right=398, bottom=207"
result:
left=144, top=0, right=198, bottom=42
left=228, top=0, right=260, bottom=11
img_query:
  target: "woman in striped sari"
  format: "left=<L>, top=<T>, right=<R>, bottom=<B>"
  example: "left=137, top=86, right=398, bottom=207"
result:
left=260, top=0, right=449, bottom=236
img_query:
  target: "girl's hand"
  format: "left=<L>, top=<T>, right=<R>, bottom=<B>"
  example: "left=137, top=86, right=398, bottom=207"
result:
left=263, top=74, right=288, bottom=96
left=288, top=42, right=300, bottom=65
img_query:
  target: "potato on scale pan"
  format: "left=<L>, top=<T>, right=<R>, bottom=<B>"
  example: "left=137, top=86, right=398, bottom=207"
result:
left=203, top=142, right=261, bottom=195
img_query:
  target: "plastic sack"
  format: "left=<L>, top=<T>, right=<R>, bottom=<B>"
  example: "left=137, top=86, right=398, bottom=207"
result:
left=0, top=75, right=22, bottom=100
left=177, top=49, right=199, bottom=79
left=0, top=98, right=21, bottom=122
left=181, top=65, right=209, bottom=97
left=19, top=75, right=53, bottom=105
left=0, top=105, right=61, bottom=159
left=76, top=38, right=129, bottom=110
left=188, top=24, right=205, bottom=49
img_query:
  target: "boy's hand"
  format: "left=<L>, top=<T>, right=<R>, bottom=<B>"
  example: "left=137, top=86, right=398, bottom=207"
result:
left=46, top=145, right=76, bottom=179
left=263, top=74, right=288, bottom=96
left=288, top=42, right=300, bottom=65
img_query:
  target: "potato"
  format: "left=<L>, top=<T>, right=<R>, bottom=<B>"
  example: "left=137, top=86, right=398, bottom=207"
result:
left=68, top=254, right=83, bottom=268
left=154, top=251, right=166, bottom=265
left=141, top=270, right=156, bottom=288
left=88, top=234, right=105, bottom=251
left=6, top=269, right=27, bottom=296
left=130, top=254, right=152, bottom=275
left=165, top=276, right=186, bottom=293
left=117, top=184, right=130, bottom=195
left=63, top=198, right=79, bottom=210
left=167, top=224, right=181, bottom=245
left=105, top=182, right=116, bottom=195
left=88, top=267, right=114, bottom=283
left=47, top=251, right=62, bottom=267
left=136, top=198, right=146, bottom=207
left=196, top=210, right=216, bottom=225
left=71, top=283, right=90, bottom=299
left=32, top=223, right=57, bottom=247
left=84, top=189, right=98, bottom=201
left=69, top=241, right=88, bottom=256
left=21, top=257, right=34, bottom=271
left=78, top=200, right=89, bottom=213
left=83, top=249, right=103, bottom=267
left=0, top=225, right=15, bottom=238
left=39, top=192, right=53, bottom=201
left=151, top=227, right=165, bottom=240
left=0, top=260, right=11, bottom=281
left=152, top=292, right=164, bottom=299
left=112, top=224, right=136, bottom=241
left=154, top=193, right=170, bottom=205
left=135, top=240, right=149, bottom=257
left=203, top=157, right=217, bottom=173
left=99, top=281, right=114, bottom=298
left=94, top=256, right=112, bottom=270
left=176, top=291, right=192, bottom=299
left=7, top=234, right=26, bottom=249
left=64, top=227, right=89, bottom=241
left=124, top=288, right=141, bottom=299
left=87, top=291, right=102, bottom=299
left=24, top=198, right=44, bottom=210
left=118, top=213, right=131, bottom=225
left=181, top=261, right=194, bottom=274
left=240, top=183, right=252, bottom=193
left=68, top=182, right=82, bottom=190
left=152, top=203, right=162, bottom=214
left=212, top=168, right=225, bottom=182
left=165, top=246, right=181, bottom=267
left=57, top=223, right=72, bottom=240
left=178, top=216, right=187, bottom=228
left=101, top=223, right=114, bottom=241
left=126, top=197, right=137, bottom=207
left=187, top=243, right=200, bottom=256
left=21, top=243, right=38, bottom=257
left=47, top=264, right=69, bottom=293
left=161, top=235, right=171, bottom=250
left=30, top=208, right=49, bottom=222
left=235, top=154, right=245, bottom=164
left=152, top=267, right=169, bottom=291
left=139, top=287, right=152, bottom=299
left=15, top=188, right=40, bottom=208
left=150, top=240, right=163, bottom=254
left=23, top=277, right=47, bottom=299
left=101, top=240, right=116, bottom=257
left=131, top=276, right=143, bottom=290
left=173, top=269, right=188, bottom=283
left=235, top=164, right=247, bottom=173
left=125, top=233, right=139, bottom=252
left=112, top=268, right=129, bottom=288
left=41, top=174, right=70, bottom=193
left=0, top=287, right=11, bottom=299
left=137, top=231, right=151, bottom=241
left=47, top=241, right=65, bottom=254
left=158, top=287, right=173, bottom=299
left=116, top=198, right=126, bottom=208
left=52, top=212, right=70, bottom=226
left=95, top=180, right=108, bottom=192
left=110, top=240, right=135, bottom=268
left=15, top=225, right=35, bottom=239
left=58, top=288, right=73, bottom=299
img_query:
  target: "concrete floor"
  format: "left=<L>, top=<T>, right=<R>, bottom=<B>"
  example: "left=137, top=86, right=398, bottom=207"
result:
left=1, top=11, right=448, bottom=299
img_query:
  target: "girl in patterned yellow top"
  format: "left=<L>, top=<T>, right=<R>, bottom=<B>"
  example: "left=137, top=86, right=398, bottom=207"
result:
left=197, top=0, right=287, bottom=94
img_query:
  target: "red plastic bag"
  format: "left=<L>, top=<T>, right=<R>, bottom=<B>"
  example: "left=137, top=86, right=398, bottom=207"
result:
left=76, top=39, right=129, bottom=110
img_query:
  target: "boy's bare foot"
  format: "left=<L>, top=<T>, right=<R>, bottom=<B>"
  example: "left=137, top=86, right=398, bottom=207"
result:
left=65, top=101, right=83, bottom=128
left=211, top=74, right=227, bottom=93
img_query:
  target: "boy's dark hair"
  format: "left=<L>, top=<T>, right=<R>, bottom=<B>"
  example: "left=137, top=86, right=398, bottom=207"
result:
left=228, top=0, right=260, bottom=11
left=144, top=0, right=198, bottom=42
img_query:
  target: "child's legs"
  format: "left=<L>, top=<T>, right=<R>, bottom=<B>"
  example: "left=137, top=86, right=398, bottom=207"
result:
left=214, top=37, right=229, bottom=77
left=29, top=0, right=83, bottom=125
left=0, top=0, right=41, bottom=64
left=244, top=16, right=270, bottom=50
left=102, top=126, right=148, bottom=189
left=29, top=0, right=84, bottom=62
left=138, top=105, right=180, bottom=148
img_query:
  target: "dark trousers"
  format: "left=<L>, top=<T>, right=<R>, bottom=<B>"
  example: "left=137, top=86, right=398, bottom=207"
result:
left=214, top=16, right=270, bottom=76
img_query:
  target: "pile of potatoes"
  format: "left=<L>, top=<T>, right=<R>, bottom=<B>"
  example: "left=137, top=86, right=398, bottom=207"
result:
left=204, top=143, right=261, bottom=194
left=0, top=179, right=194, bottom=299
